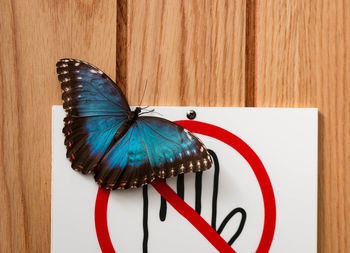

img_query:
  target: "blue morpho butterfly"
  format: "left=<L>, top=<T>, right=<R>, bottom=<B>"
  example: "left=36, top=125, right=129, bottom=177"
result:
left=56, top=59, right=212, bottom=190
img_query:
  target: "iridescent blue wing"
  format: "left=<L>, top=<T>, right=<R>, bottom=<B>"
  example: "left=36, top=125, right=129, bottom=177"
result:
left=56, top=59, right=130, bottom=174
left=95, top=117, right=213, bottom=189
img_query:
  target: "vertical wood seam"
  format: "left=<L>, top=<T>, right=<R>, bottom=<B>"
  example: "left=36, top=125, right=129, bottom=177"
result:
left=0, top=54, right=12, bottom=253
left=179, top=1, right=187, bottom=106
left=245, top=0, right=257, bottom=107
left=116, top=0, right=128, bottom=94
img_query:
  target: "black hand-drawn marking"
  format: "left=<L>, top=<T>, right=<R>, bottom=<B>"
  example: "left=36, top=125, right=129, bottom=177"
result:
left=159, top=174, right=184, bottom=221
left=217, top=207, right=246, bottom=246
left=142, top=150, right=247, bottom=252
left=208, top=150, right=247, bottom=246
left=195, top=171, right=203, bottom=214
left=142, top=186, right=149, bottom=253
left=159, top=179, right=167, bottom=221
left=177, top=174, right=185, bottom=199
left=209, top=150, right=220, bottom=230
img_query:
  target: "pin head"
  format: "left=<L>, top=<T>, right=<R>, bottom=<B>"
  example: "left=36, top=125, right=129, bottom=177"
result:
left=186, top=110, right=196, bottom=120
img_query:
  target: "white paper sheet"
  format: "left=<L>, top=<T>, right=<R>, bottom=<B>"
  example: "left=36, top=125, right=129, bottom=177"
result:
left=52, top=106, right=318, bottom=253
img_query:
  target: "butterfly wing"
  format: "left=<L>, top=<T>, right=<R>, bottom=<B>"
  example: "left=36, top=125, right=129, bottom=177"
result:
left=95, top=116, right=213, bottom=189
left=56, top=59, right=130, bottom=174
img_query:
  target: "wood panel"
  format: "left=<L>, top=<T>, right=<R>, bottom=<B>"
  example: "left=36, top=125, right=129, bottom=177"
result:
left=121, top=0, right=246, bottom=107
left=0, top=0, right=116, bottom=252
left=256, top=1, right=350, bottom=252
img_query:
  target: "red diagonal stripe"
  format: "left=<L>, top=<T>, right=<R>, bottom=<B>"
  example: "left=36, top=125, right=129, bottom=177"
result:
left=151, top=178, right=236, bottom=253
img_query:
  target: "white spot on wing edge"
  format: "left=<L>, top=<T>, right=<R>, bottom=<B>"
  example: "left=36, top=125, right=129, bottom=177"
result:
left=180, top=164, right=185, bottom=172
left=186, top=133, right=193, bottom=140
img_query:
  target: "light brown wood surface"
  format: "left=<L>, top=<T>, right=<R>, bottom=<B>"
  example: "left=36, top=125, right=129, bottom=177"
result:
left=122, top=0, right=246, bottom=107
left=256, top=1, right=350, bottom=252
left=0, top=0, right=349, bottom=252
left=0, top=0, right=116, bottom=252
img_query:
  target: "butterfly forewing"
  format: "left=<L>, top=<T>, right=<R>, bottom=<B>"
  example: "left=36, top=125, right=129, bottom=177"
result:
left=57, top=59, right=129, bottom=174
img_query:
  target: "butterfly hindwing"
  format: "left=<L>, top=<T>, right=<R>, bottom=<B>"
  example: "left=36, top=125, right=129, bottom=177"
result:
left=56, top=59, right=129, bottom=174
left=95, top=117, right=212, bottom=189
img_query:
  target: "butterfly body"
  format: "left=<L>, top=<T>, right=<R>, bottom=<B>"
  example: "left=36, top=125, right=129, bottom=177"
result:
left=56, top=59, right=212, bottom=190
left=111, top=107, right=141, bottom=143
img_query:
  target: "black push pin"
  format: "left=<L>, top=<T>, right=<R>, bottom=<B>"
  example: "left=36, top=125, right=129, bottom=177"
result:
left=186, top=110, right=196, bottom=120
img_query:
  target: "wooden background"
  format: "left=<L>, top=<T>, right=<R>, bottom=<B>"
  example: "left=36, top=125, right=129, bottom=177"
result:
left=0, top=0, right=349, bottom=252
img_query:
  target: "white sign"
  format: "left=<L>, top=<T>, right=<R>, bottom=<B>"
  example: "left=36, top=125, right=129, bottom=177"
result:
left=52, top=106, right=318, bottom=253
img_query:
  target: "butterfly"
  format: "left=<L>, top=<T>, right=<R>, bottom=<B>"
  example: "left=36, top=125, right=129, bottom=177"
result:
left=56, top=59, right=213, bottom=190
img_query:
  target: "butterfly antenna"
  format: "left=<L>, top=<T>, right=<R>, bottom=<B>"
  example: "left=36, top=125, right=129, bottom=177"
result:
left=144, top=110, right=163, bottom=117
left=154, top=111, right=164, bottom=117
left=139, top=108, right=163, bottom=117
left=139, top=108, right=153, bottom=116
left=139, top=80, right=148, bottom=106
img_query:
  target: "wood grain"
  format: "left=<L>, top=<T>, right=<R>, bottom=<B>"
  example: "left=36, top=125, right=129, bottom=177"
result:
left=0, top=0, right=116, bottom=252
left=122, top=0, right=246, bottom=107
left=256, top=1, right=350, bottom=252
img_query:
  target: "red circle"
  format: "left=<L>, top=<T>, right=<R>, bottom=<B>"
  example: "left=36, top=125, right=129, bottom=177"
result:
left=95, top=120, right=276, bottom=253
